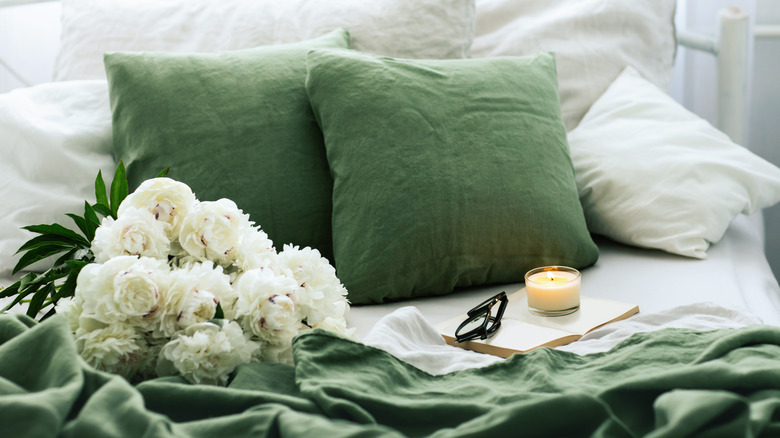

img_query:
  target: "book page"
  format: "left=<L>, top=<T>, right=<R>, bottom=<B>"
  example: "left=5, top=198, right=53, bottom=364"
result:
left=438, top=315, right=577, bottom=356
left=506, top=289, right=639, bottom=336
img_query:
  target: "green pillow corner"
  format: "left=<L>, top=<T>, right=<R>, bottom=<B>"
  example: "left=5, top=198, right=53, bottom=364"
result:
left=104, top=28, right=351, bottom=262
left=305, top=49, right=598, bottom=304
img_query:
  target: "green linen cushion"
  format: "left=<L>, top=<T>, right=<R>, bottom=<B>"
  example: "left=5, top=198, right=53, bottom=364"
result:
left=105, top=29, right=350, bottom=261
left=305, top=49, right=598, bottom=304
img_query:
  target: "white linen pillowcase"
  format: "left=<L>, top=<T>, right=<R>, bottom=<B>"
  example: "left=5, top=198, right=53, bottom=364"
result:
left=0, top=81, right=115, bottom=279
left=472, top=0, right=676, bottom=131
left=54, top=0, right=476, bottom=81
left=569, top=66, right=780, bottom=259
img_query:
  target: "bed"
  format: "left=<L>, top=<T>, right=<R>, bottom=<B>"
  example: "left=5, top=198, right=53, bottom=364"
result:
left=3, top=0, right=780, bottom=436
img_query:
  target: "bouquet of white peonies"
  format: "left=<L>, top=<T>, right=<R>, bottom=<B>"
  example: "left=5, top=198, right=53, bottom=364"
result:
left=3, top=165, right=353, bottom=385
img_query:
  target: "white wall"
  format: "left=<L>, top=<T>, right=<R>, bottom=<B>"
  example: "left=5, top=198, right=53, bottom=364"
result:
left=0, top=1, right=60, bottom=92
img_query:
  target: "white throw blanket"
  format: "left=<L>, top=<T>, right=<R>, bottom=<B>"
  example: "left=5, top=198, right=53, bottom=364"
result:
left=361, top=303, right=763, bottom=375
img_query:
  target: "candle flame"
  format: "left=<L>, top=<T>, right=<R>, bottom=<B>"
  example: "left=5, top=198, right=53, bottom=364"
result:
left=547, top=271, right=556, bottom=281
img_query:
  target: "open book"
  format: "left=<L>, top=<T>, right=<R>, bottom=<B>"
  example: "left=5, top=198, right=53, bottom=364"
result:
left=437, top=288, right=639, bottom=358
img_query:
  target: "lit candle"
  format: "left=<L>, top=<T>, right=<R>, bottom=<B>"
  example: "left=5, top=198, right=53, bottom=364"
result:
left=525, top=266, right=581, bottom=316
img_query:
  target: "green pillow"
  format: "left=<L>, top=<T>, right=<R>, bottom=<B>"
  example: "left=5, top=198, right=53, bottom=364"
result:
left=305, top=49, right=599, bottom=304
left=105, top=29, right=350, bottom=261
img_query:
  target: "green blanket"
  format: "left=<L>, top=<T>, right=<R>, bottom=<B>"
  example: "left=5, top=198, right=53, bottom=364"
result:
left=1, top=314, right=780, bottom=437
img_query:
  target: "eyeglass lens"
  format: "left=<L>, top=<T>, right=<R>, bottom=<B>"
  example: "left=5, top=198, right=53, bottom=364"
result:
left=455, top=291, right=507, bottom=342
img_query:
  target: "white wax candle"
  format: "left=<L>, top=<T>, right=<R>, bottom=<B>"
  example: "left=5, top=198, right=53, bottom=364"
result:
left=525, top=268, right=581, bottom=313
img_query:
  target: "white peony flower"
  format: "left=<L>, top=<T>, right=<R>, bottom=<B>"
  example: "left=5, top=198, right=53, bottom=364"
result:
left=185, top=261, right=238, bottom=318
left=255, top=337, right=296, bottom=366
left=91, top=207, right=170, bottom=263
left=66, top=175, right=357, bottom=381
left=234, top=226, right=276, bottom=272
left=118, top=177, right=197, bottom=239
left=177, top=199, right=277, bottom=272
left=156, top=320, right=259, bottom=385
left=73, top=313, right=109, bottom=338
left=76, top=256, right=170, bottom=327
left=170, top=253, right=200, bottom=268
left=313, top=316, right=356, bottom=339
left=75, top=322, right=145, bottom=379
left=159, top=261, right=235, bottom=337
left=234, top=268, right=301, bottom=342
left=135, top=336, right=167, bottom=382
left=56, top=295, right=84, bottom=332
left=177, top=290, right=218, bottom=327
left=275, top=244, right=350, bottom=326
left=178, top=199, right=248, bottom=268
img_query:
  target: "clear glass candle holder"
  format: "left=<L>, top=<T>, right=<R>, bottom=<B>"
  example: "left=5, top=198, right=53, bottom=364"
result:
left=524, top=266, right=581, bottom=317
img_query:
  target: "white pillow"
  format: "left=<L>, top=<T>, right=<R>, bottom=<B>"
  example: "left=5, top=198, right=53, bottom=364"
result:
left=472, top=0, right=676, bottom=131
left=0, top=81, right=115, bottom=278
left=569, top=66, right=780, bottom=259
left=54, top=0, right=476, bottom=81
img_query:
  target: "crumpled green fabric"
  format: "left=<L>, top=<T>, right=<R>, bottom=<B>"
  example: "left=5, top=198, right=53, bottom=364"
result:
left=2, top=313, right=780, bottom=437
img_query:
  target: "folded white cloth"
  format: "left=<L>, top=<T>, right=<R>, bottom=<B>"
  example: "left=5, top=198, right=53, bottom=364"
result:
left=361, top=303, right=763, bottom=374
left=362, top=306, right=503, bottom=374
left=555, top=302, right=762, bottom=355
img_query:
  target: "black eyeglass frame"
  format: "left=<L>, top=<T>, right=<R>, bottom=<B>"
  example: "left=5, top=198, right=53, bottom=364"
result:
left=454, top=291, right=508, bottom=343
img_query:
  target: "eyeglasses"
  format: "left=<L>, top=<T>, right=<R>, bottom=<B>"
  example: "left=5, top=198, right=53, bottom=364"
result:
left=455, top=291, right=508, bottom=343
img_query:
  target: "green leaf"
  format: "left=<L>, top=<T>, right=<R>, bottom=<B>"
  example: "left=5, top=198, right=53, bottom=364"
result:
left=54, top=248, right=78, bottom=267
left=40, top=307, right=58, bottom=321
left=157, top=167, right=171, bottom=177
left=2, top=282, right=38, bottom=313
left=84, top=202, right=101, bottom=227
left=65, top=259, right=89, bottom=270
left=51, top=264, right=82, bottom=303
left=109, top=161, right=129, bottom=219
left=0, top=163, right=125, bottom=319
left=22, top=223, right=90, bottom=247
left=16, top=234, right=75, bottom=254
left=0, top=281, right=20, bottom=299
left=80, top=201, right=101, bottom=241
left=2, top=268, right=69, bottom=314
left=27, top=282, right=54, bottom=318
left=24, top=268, right=69, bottom=289
left=12, top=244, right=72, bottom=274
left=214, top=302, right=224, bottom=319
left=66, top=213, right=90, bottom=240
left=95, top=169, right=110, bottom=211
left=92, top=203, right=113, bottom=218
left=17, top=272, right=36, bottom=291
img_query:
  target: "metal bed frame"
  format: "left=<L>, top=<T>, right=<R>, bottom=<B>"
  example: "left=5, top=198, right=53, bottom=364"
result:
left=676, top=7, right=749, bottom=146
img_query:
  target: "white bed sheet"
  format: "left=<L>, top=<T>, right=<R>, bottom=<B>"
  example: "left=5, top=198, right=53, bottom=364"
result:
left=348, top=213, right=780, bottom=339
left=2, top=214, right=777, bottom=334
left=360, top=303, right=763, bottom=374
